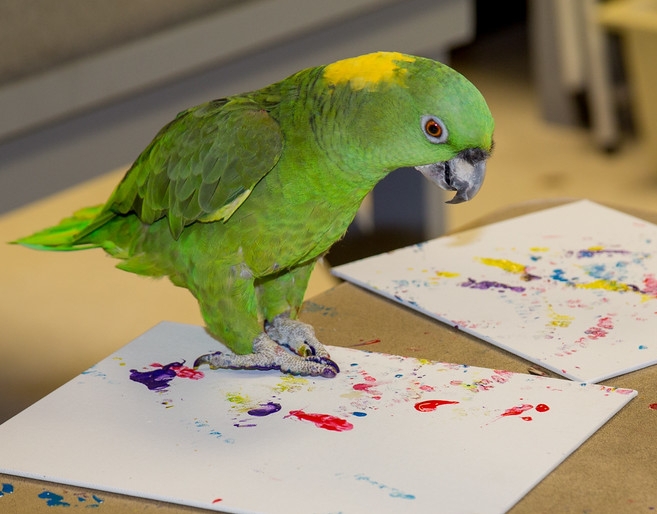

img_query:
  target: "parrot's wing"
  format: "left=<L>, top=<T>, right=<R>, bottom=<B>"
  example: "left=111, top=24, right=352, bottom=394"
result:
left=106, top=96, right=283, bottom=239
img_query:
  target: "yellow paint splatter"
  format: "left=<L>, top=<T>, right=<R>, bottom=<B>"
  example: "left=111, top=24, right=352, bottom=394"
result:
left=273, top=375, right=309, bottom=394
left=547, top=304, right=574, bottom=328
left=476, top=257, right=526, bottom=274
left=323, top=52, right=415, bottom=91
left=529, top=247, right=549, bottom=252
left=226, top=392, right=251, bottom=405
left=340, top=390, right=363, bottom=400
left=576, top=279, right=631, bottom=293
left=436, top=271, right=460, bottom=278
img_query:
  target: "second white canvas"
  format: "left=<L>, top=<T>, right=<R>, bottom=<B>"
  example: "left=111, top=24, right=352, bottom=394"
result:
left=333, top=200, right=657, bottom=382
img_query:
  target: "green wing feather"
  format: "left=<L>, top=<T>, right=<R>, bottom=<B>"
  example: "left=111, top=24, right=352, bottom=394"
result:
left=105, top=95, right=283, bottom=239
left=14, top=94, right=284, bottom=249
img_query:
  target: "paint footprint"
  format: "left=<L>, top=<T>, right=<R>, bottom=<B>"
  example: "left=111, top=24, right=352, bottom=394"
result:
left=129, top=361, right=204, bottom=391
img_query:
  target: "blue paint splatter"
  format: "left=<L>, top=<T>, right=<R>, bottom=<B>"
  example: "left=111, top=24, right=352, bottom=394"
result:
left=354, top=474, right=415, bottom=500
left=639, top=345, right=648, bottom=350
left=76, top=494, right=104, bottom=507
left=0, top=483, right=13, bottom=497
left=38, top=491, right=71, bottom=507
left=352, top=411, right=367, bottom=417
left=460, top=278, right=525, bottom=293
left=129, top=362, right=181, bottom=391
left=247, top=402, right=282, bottom=417
left=586, top=264, right=610, bottom=280
left=550, top=269, right=570, bottom=283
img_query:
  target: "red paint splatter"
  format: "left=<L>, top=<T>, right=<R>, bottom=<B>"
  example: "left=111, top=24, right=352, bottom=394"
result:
left=212, top=498, right=222, bottom=504
left=536, top=403, right=550, bottom=412
left=353, top=376, right=382, bottom=400
left=501, top=404, right=534, bottom=417
left=353, top=338, right=381, bottom=347
left=585, top=326, right=607, bottom=339
left=597, top=316, right=614, bottom=330
left=649, top=403, right=657, bottom=411
left=287, top=410, right=353, bottom=432
left=414, top=400, right=460, bottom=412
left=643, top=274, right=657, bottom=296
left=150, top=362, right=204, bottom=380
left=521, top=416, right=533, bottom=421
left=492, top=370, right=513, bottom=384
left=171, top=365, right=204, bottom=380
left=584, top=315, right=615, bottom=340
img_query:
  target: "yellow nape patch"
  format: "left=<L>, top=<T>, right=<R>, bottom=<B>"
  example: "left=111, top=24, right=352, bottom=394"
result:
left=323, top=52, right=415, bottom=91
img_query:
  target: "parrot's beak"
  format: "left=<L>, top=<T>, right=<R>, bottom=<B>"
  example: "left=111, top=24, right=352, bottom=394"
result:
left=415, top=147, right=489, bottom=204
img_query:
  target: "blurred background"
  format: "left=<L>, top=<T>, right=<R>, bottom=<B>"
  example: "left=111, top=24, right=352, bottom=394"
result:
left=1, top=0, right=657, bottom=422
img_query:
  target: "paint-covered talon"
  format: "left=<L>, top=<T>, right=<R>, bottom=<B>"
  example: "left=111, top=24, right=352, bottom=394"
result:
left=322, top=357, right=340, bottom=374
left=306, top=355, right=340, bottom=373
left=320, top=366, right=338, bottom=379
left=194, top=351, right=222, bottom=369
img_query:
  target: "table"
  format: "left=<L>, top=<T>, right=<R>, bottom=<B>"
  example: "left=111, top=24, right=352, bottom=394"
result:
left=2, top=199, right=656, bottom=513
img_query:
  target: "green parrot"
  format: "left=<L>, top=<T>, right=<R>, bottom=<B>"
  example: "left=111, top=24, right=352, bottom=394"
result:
left=14, top=52, right=494, bottom=378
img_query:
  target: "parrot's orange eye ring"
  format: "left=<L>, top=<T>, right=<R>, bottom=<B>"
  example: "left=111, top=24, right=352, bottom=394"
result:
left=421, top=115, right=448, bottom=144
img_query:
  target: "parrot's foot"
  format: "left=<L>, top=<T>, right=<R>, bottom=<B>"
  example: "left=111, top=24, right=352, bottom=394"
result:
left=264, top=315, right=329, bottom=359
left=194, top=321, right=339, bottom=378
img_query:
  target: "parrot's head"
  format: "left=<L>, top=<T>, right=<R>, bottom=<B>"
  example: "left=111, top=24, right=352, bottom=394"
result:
left=321, top=52, right=494, bottom=203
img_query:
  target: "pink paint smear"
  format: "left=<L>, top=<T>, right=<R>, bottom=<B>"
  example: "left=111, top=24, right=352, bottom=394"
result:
left=287, top=410, right=354, bottom=432
left=501, top=403, right=550, bottom=421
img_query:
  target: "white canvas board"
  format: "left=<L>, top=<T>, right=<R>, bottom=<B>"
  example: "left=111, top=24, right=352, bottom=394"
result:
left=333, top=200, right=657, bottom=383
left=0, top=321, right=635, bottom=513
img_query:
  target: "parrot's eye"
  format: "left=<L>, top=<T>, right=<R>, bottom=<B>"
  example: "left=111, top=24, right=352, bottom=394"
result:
left=421, top=115, right=448, bottom=144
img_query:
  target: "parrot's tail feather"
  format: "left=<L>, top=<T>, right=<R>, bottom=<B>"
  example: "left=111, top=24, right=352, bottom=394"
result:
left=11, top=205, right=112, bottom=251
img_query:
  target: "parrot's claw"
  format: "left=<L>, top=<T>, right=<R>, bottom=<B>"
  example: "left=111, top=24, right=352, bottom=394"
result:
left=194, top=331, right=339, bottom=378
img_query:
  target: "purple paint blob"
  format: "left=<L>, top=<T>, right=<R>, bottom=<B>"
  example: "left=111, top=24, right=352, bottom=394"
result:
left=129, top=361, right=204, bottom=391
left=38, top=491, right=71, bottom=507
left=460, top=278, right=525, bottom=293
left=247, top=402, right=282, bottom=417
left=129, top=362, right=180, bottom=391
